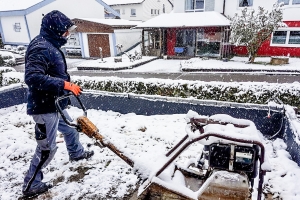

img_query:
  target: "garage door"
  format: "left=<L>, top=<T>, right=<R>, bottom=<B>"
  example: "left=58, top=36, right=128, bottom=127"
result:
left=87, top=34, right=110, bottom=57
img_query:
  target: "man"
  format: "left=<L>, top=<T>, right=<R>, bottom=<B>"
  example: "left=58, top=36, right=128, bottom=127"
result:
left=22, top=10, right=94, bottom=198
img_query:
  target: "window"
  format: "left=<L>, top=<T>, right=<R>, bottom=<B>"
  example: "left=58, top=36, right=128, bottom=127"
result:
left=122, top=9, right=125, bottom=14
left=151, top=9, right=159, bottom=15
left=185, top=0, right=204, bottom=12
left=131, top=9, right=136, bottom=16
left=239, top=0, right=253, bottom=7
left=272, top=31, right=287, bottom=44
left=13, top=23, right=21, bottom=32
left=115, top=9, right=120, bottom=14
left=289, top=31, right=300, bottom=44
left=292, top=0, right=300, bottom=4
left=278, top=0, right=289, bottom=5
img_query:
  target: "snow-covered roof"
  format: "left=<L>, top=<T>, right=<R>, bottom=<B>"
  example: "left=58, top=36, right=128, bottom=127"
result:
left=77, top=18, right=141, bottom=26
left=0, top=0, right=43, bottom=12
left=102, top=0, right=144, bottom=5
left=135, top=11, right=231, bottom=28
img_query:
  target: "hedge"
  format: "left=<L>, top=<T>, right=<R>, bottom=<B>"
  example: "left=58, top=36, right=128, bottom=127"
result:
left=1, top=72, right=300, bottom=109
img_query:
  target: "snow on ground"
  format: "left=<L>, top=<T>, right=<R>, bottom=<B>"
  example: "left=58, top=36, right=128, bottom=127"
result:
left=1, top=103, right=300, bottom=199
left=69, top=55, right=300, bottom=74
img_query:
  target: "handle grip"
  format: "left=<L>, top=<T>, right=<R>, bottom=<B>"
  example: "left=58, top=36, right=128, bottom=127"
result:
left=55, top=92, right=87, bottom=128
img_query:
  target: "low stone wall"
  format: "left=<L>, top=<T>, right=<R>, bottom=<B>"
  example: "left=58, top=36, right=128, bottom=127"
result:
left=270, top=56, right=289, bottom=65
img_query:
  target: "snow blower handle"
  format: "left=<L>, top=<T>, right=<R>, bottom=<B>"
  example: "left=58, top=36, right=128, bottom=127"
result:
left=55, top=92, right=87, bottom=128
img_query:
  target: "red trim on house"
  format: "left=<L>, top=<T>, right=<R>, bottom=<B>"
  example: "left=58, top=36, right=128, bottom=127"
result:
left=233, top=21, right=300, bottom=57
left=167, top=29, right=176, bottom=56
left=284, top=21, right=300, bottom=27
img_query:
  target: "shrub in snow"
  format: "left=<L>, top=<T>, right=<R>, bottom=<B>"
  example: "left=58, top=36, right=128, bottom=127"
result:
left=0, top=55, right=5, bottom=66
left=72, top=77, right=300, bottom=109
left=1, top=72, right=300, bottom=109
left=0, top=67, right=16, bottom=86
left=230, top=3, right=286, bottom=63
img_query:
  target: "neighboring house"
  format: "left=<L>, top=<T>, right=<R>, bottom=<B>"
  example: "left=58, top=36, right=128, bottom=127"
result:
left=135, top=11, right=231, bottom=58
left=135, top=0, right=233, bottom=59
left=0, top=0, right=119, bottom=46
left=137, top=0, right=300, bottom=58
left=103, top=0, right=173, bottom=22
left=69, top=18, right=141, bottom=58
left=222, top=0, right=300, bottom=57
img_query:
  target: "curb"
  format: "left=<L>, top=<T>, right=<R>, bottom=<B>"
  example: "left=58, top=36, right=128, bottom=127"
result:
left=181, top=68, right=300, bottom=73
left=77, top=57, right=159, bottom=71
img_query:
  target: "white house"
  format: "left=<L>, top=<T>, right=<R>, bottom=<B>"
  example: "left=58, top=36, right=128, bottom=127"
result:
left=103, top=0, right=173, bottom=22
left=172, top=0, right=300, bottom=57
left=0, top=0, right=120, bottom=46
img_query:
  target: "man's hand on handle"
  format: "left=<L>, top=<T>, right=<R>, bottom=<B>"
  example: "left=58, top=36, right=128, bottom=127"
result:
left=64, top=81, right=82, bottom=96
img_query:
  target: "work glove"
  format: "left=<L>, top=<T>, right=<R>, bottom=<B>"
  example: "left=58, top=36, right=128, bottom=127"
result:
left=64, top=81, right=82, bottom=96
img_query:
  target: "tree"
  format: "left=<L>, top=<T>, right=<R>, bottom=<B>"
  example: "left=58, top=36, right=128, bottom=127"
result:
left=230, top=3, right=286, bottom=63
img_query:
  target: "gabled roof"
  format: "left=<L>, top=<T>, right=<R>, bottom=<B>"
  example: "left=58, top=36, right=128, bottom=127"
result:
left=102, top=0, right=144, bottom=6
left=135, top=11, right=231, bottom=28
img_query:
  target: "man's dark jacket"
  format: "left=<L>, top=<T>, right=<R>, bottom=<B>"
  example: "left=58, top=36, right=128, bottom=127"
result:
left=25, top=10, right=74, bottom=115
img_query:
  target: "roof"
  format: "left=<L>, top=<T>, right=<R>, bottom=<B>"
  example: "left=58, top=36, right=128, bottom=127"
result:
left=76, top=18, right=141, bottom=26
left=0, top=0, right=43, bottom=12
left=102, top=0, right=144, bottom=5
left=135, top=11, right=231, bottom=28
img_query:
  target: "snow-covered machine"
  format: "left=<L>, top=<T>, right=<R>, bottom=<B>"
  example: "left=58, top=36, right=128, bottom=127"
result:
left=137, top=110, right=267, bottom=200
left=56, top=94, right=267, bottom=200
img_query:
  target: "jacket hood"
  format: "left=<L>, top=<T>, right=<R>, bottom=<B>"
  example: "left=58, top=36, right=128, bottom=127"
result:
left=40, top=10, right=74, bottom=48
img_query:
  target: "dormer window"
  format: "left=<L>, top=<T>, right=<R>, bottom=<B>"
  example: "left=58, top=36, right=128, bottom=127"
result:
left=185, top=0, right=204, bottom=12
left=239, top=0, right=253, bottom=7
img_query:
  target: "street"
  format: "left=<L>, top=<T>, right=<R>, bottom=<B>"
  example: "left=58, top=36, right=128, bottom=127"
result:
left=14, top=61, right=300, bottom=83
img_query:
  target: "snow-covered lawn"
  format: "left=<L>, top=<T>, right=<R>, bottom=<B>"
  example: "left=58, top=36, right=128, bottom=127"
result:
left=68, top=55, right=300, bottom=73
left=1, top=104, right=300, bottom=199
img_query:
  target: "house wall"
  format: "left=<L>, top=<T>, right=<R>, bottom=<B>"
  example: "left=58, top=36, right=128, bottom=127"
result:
left=110, top=4, right=144, bottom=21
left=173, top=0, right=185, bottom=13
left=114, top=29, right=142, bottom=55
left=110, top=0, right=172, bottom=22
left=25, top=0, right=105, bottom=41
left=205, top=0, right=215, bottom=11
left=224, top=0, right=300, bottom=20
left=223, top=0, right=300, bottom=57
left=81, top=33, right=90, bottom=58
left=0, top=15, right=30, bottom=44
left=141, top=0, right=173, bottom=21
left=173, top=0, right=215, bottom=13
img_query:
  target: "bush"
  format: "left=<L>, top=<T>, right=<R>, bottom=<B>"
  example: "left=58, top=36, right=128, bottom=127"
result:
left=0, top=55, right=5, bottom=67
left=72, top=77, right=300, bottom=109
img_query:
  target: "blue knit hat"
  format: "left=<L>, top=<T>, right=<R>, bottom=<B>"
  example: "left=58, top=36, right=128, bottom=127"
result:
left=41, top=10, right=74, bottom=36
